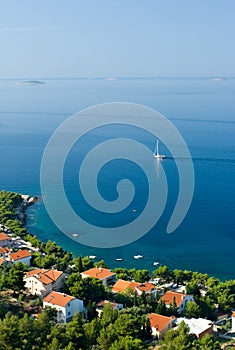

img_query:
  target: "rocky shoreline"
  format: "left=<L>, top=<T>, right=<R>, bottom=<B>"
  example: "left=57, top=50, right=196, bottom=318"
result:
left=15, top=194, right=38, bottom=226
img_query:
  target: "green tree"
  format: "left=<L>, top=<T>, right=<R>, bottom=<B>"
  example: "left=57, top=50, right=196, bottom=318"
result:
left=133, top=269, right=150, bottom=283
left=81, top=256, right=94, bottom=271
left=153, top=265, right=172, bottom=282
left=186, top=282, right=201, bottom=298
left=185, top=301, right=200, bottom=318
left=95, top=259, right=108, bottom=268
left=144, top=316, right=152, bottom=340
left=84, top=318, right=101, bottom=347
left=198, top=333, right=221, bottom=349
left=138, top=291, right=147, bottom=306
left=6, top=262, right=25, bottom=292
left=65, top=312, right=87, bottom=349
left=97, top=323, right=115, bottom=350
left=100, top=302, right=119, bottom=327
left=18, top=313, right=36, bottom=350
left=35, top=309, right=53, bottom=348
left=77, top=255, right=83, bottom=272
left=109, top=336, right=145, bottom=350
left=197, top=296, right=216, bottom=321
left=156, top=299, right=167, bottom=316
left=68, top=277, right=106, bottom=305
left=0, top=313, right=20, bottom=350
left=159, top=321, right=197, bottom=350
left=173, top=269, right=186, bottom=285
left=112, top=268, right=129, bottom=280
left=113, top=313, right=142, bottom=339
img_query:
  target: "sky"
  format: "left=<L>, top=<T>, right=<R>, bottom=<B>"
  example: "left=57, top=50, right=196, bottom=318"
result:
left=0, top=0, right=234, bottom=78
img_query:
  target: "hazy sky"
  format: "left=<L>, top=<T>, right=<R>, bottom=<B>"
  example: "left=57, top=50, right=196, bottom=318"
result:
left=0, top=0, right=234, bottom=78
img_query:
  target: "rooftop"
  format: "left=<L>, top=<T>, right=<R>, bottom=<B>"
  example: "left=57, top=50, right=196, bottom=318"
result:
left=112, top=279, right=156, bottom=293
left=176, top=318, right=213, bottom=337
left=96, top=300, right=121, bottom=308
left=149, top=313, right=175, bottom=332
left=82, top=267, right=115, bottom=280
left=112, top=279, right=131, bottom=293
left=43, top=291, right=75, bottom=307
left=0, top=232, right=10, bottom=241
left=10, top=249, right=31, bottom=261
left=161, top=291, right=190, bottom=307
left=25, top=269, right=63, bottom=285
left=0, top=246, right=10, bottom=254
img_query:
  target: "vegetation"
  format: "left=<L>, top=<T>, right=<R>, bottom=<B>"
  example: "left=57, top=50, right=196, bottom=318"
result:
left=0, top=190, right=233, bottom=349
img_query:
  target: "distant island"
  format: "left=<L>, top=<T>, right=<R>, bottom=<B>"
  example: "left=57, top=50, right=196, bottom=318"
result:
left=16, top=80, right=45, bottom=85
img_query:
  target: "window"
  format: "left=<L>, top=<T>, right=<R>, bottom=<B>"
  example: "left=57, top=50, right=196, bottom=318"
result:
left=68, top=311, right=71, bottom=316
left=68, top=303, right=70, bottom=307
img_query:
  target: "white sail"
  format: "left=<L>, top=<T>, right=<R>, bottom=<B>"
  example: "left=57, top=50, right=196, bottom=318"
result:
left=154, top=140, right=165, bottom=159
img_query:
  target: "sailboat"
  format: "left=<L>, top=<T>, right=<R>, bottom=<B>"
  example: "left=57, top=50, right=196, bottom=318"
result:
left=154, top=140, right=165, bottom=159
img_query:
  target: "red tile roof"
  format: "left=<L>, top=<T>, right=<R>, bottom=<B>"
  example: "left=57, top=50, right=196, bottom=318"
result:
left=0, top=247, right=10, bottom=254
left=132, top=282, right=156, bottom=293
left=112, top=279, right=156, bottom=294
left=232, top=311, right=235, bottom=318
left=161, top=291, right=188, bottom=307
left=25, top=269, right=63, bottom=285
left=96, top=300, right=120, bottom=308
left=149, top=313, right=175, bottom=332
left=43, top=291, right=75, bottom=307
left=112, top=279, right=131, bottom=293
left=0, top=232, right=10, bottom=241
left=82, top=267, right=115, bottom=280
left=0, top=258, right=5, bottom=265
left=9, top=249, right=31, bottom=261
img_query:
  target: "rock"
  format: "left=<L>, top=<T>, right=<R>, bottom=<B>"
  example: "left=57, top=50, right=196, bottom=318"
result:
left=28, top=196, right=38, bottom=204
left=21, top=194, right=30, bottom=201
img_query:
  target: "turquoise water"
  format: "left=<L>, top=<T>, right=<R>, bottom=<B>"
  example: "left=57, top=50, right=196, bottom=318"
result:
left=0, top=78, right=235, bottom=280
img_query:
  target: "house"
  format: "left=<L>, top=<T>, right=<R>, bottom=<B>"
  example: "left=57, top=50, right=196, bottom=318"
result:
left=0, top=246, right=10, bottom=256
left=161, top=291, right=194, bottom=313
left=43, top=291, right=84, bottom=323
left=149, top=313, right=175, bottom=339
left=24, top=268, right=65, bottom=297
left=9, top=249, right=31, bottom=266
left=96, top=300, right=123, bottom=317
left=0, top=257, right=6, bottom=265
left=112, top=279, right=131, bottom=293
left=0, top=232, right=12, bottom=247
left=81, top=267, right=116, bottom=286
left=112, top=279, right=156, bottom=297
left=232, top=312, right=235, bottom=332
left=176, top=318, right=213, bottom=339
left=132, top=282, right=157, bottom=297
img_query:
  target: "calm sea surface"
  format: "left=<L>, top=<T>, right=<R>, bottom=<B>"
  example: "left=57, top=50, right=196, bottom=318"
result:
left=0, top=78, right=234, bottom=280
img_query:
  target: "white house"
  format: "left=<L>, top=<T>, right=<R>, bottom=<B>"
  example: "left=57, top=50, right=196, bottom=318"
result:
left=24, top=268, right=65, bottom=297
left=81, top=267, right=116, bottom=286
left=232, top=312, right=235, bottom=332
left=149, top=313, right=176, bottom=339
left=176, top=318, right=213, bottom=339
left=43, top=291, right=84, bottom=323
left=9, top=249, right=31, bottom=266
left=161, top=291, right=194, bottom=313
left=96, top=300, right=123, bottom=317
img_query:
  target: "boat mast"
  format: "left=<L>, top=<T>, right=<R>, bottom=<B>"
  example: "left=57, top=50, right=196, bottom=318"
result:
left=156, top=140, right=159, bottom=156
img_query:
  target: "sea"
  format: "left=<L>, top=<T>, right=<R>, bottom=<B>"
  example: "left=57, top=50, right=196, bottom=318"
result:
left=0, top=77, right=234, bottom=280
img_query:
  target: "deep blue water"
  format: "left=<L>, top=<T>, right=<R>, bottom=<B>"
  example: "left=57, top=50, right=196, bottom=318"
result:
left=0, top=78, right=235, bottom=280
